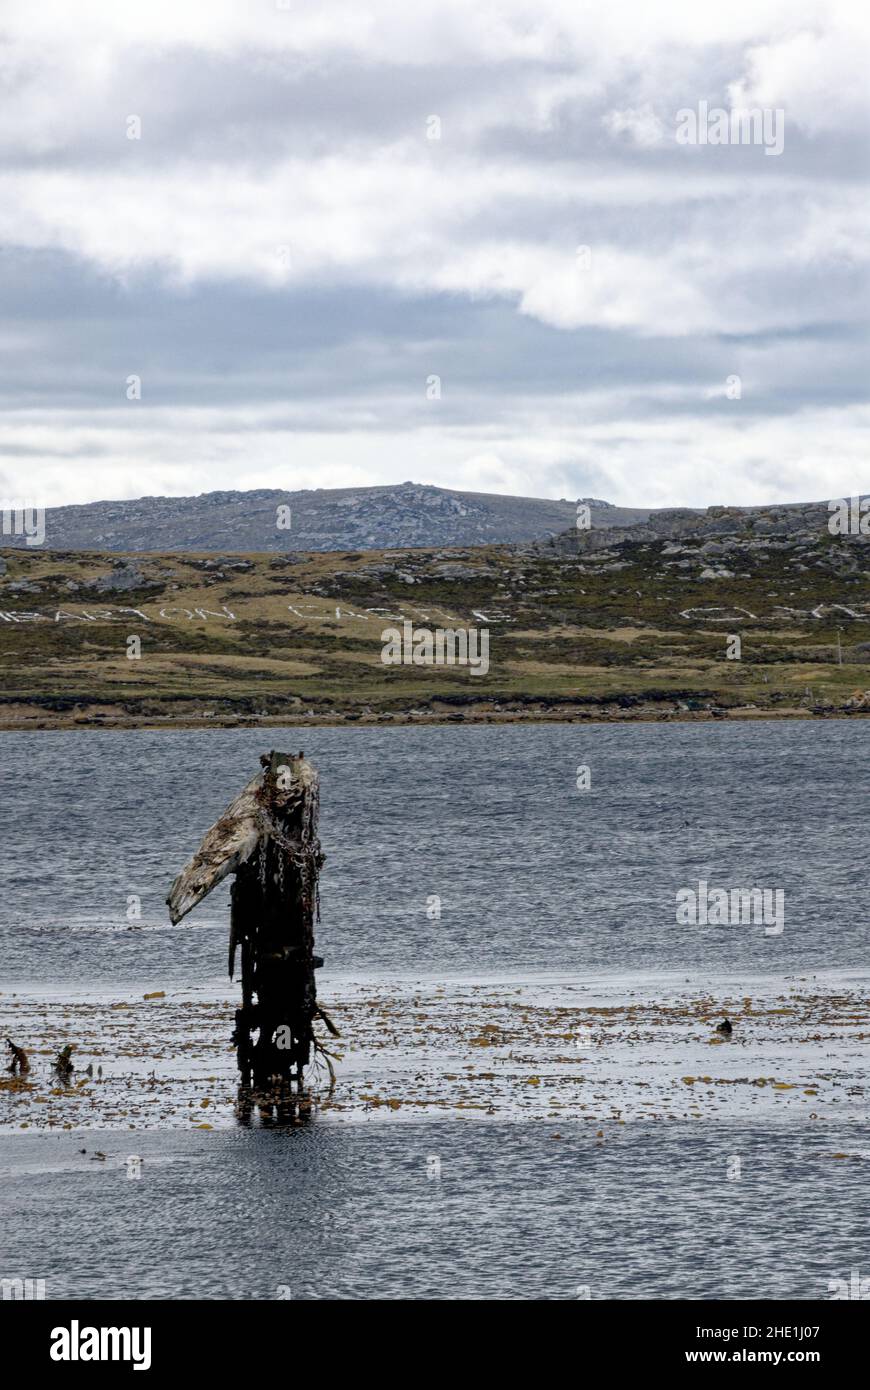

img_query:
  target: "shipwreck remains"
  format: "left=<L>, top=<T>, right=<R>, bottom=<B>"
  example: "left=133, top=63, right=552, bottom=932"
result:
left=167, top=751, right=336, bottom=1097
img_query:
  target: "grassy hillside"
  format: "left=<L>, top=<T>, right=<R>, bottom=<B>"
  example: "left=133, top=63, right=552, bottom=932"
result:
left=1, top=529, right=869, bottom=728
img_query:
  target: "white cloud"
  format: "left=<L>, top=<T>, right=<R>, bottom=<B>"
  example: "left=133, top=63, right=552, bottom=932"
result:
left=2, top=399, right=867, bottom=509
left=728, top=27, right=870, bottom=135
left=602, top=105, right=666, bottom=149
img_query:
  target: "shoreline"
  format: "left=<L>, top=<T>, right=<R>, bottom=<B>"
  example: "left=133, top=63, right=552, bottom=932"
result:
left=0, top=705, right=866, bottom=733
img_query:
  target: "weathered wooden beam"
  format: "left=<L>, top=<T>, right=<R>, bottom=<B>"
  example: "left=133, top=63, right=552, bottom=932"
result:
left=166, top=772, right=264, bottom=925
left=167, top=751, right=327, bottom=1098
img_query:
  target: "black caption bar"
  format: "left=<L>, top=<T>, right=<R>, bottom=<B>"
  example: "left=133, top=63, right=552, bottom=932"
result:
left=7, top=1298, right=864, bottom=1375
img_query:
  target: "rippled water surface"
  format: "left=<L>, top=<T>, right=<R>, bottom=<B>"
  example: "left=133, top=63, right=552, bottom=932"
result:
left=0, top=1117, right=861, bottom=1301
left=1, top=722, right=867, bottom=1300
left=2, top=1122, right=868, bottom=1300
left=2, top=721, right=867, bottom=985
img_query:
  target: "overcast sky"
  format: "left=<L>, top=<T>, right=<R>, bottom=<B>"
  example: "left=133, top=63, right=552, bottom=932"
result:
left=0, top=0, right=867, bottom=509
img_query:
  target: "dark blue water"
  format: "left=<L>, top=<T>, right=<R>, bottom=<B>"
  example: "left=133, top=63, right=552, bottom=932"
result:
left=1, top=721, right=867, bottom=986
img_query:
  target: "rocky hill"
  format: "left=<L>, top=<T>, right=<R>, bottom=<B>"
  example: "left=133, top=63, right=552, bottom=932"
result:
left=4, top=483, right=654, bottom=553
left=547, top=500, right=841, bottom=555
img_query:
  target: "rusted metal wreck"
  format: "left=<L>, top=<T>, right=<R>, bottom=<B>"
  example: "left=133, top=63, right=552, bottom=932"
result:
left=167, top=751, right=337, bottom=1097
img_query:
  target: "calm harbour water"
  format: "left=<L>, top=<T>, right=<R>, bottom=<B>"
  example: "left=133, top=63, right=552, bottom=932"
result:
left=1, top=721, right=868, bottom=1300
left=1, top=720, right=867, bottom=985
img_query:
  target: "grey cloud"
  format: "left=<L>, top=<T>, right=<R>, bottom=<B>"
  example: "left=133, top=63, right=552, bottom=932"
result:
left=1, top=251, right=865, bottom=427
left=0, top=6, right=866, bottom=506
